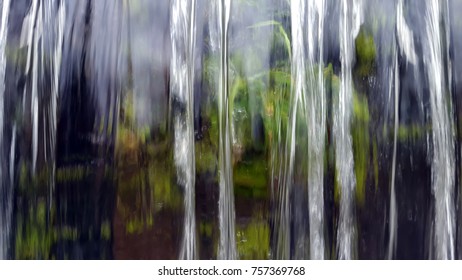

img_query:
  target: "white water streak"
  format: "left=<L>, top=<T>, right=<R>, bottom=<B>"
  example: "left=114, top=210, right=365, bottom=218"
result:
left=170, top=0, right=198, bottom=260
left=396, top=0, right=417, bottom=65
left=290, top=0, right=308, bottom=259
left=48, top=0, right=65, bottom=211
left=0, top=0, right=11, bottom=260
left=387, top=43, right=399, bottom=259
left=273, top=0, right=306, bottom=260
left=335, top=0, right=361, bottom=260
left=306, top=0, right=326, bottom=260
left=20, top=0, right=41, bottom=173
left=425, top=0, right=455, bottom=260
left=217, top=0, right=237, bottom=260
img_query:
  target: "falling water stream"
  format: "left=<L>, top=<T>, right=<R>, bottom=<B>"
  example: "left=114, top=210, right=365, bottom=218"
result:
left=425, top=0, right=455, bottom=260
left=335, top=0, right=361, bottom=260
left=0, top=0, right=461, bottom=260
left=387, top=41, right=399, bottom=259
left=170, top=0, right=197, bottom=260
left=0, top=0, right=11, bottom=260
left=306, top=0, right=326, bottom=260
left=216, top=0, right=237, bottom=260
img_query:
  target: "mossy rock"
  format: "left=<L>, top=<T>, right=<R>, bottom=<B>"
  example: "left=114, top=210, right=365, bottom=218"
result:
left=355, top=27, right=376, bottom=78
left=199, top=222, right=213, bottom=238
left=195, top=140, right=217, bottom=174
left=381, top=124, right=428, bottom=143
left=236, top=220, right=270, bottom=260
left=233, top=158, right=268, bottom=199
left=352, top=93, right=370, bottom=206
left=117, top=161, right=180, bottom=235
left=15, top=201, right=54, bottom=259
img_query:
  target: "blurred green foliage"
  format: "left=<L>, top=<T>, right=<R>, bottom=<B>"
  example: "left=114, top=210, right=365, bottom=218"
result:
left=355, top=27, right=377, bottom=78
left=237, top=217, right=270, bottom=259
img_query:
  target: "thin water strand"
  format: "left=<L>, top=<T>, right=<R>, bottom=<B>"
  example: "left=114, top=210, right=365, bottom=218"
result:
left=217, top=0, right=237, bottom=260
left=0, top=0, right=11, bottom=260
left=387, top=43, right=399, bottom=259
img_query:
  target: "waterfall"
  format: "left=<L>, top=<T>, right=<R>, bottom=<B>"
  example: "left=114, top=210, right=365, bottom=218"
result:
left=0, top=0, right=461, bottom=261
left=306, top=0, right=326, bottom=260
left=424, top=0, right=455, bottom=260
left=170, top=0, right=198, bottom=260
left=0, top=0, right=11, bottom=260
left=335, top=0, right=361, bottom=260
left=215, top=0, right=237, bottom=260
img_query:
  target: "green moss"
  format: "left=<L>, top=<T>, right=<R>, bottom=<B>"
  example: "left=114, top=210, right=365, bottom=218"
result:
left=352, top=93, right=370, bottom=206
left=150, top=164, right=180, bottom=208
left=139, top=126, right=151, bottom=145
left=261, top=70, right=291, bottom=150
left=398, top=125, right=426, bottom=142
left=15, top=201, right=54, bottom=259
left=326, top=67, right=370, bottom=206
left=237, top=219, right=270, bottom=260
left=334, top=166, right=340, bottom=205
left=381, top=124, right=427, bottom=142
left=234, top=159, right=268, bottom=198
left=324, top=63, right=334, bottom=94
left=117, top=159, right=179, bottom=235
left=230, top=77, right=253, bottom=152
left=126, top=217, right=153, bottom=234
left=19, top=163, right=29, bottom=192
left=100, top=221, right=111, bottom=240
left=56, top=166, right=88, bottom=183
left=331, top=73, right=341, bottom=98
left=355, top=27, right=376, bottom=77
left=373, top=140, right=379, bottom=190
left=199, top=222, right=213, bottom=237
left=353, top=92, right=370, bottom=123
left=209, top=108, right=219, bottom=148
left=195, top=140, right=217, bottom=174
left=58, top=227, right=78, bottom=241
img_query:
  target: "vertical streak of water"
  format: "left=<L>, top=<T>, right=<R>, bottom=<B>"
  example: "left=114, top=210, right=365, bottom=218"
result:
left=49, top=0, right=65, bottom=210
left=269, top=2, right=289, bottom=258
left=424, top=0, right=455, bottom=260
left=19, top=0, right=41, bottom=174
left=0, top=0, right=11, bottom=260
left=274, top=0, right=306, bottom=259
left=335, top=0, right=361, bottom=260
left=170, top=0, right=198, bottom=260
left=306, top=0, right=326, bottom=260
left=216, top=0, right=237, bottom=260
left=41, top=0, right=65, bottom=212
left=387, top=43, right=399, bottom=259
left=0, top=0, right=9, bottom=144
left=396, top=0, right=417, bottom=66
left=31, top=1, right=42, bottom=175
left=291, top=0, right=308, bottom=260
